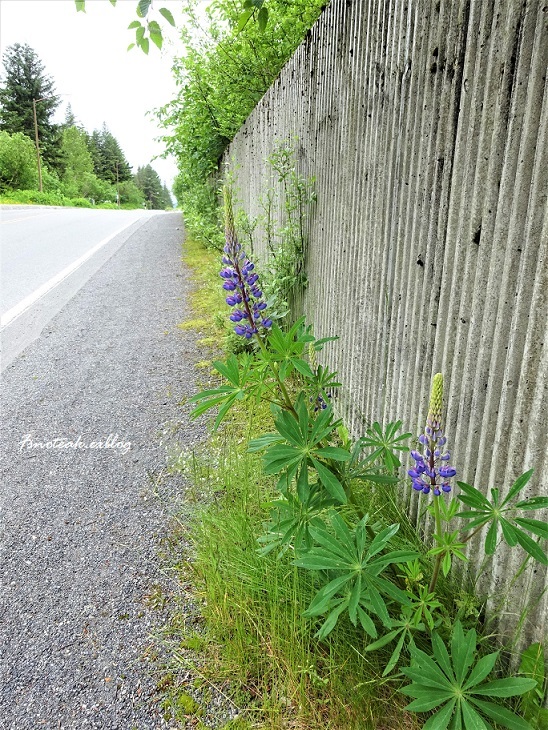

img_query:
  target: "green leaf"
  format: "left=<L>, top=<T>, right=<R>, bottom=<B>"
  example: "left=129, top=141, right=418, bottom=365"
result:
left=159, top=6, right=176, bottom=26
left=356, top=605, right=377, bottom=637
left=469, top=698, right=533, bottom=729
left=432, top=632, right=456, bottom=682
left=316, top=601, right=348, bottom=638
left=501, top=469, right=534, bottom=507
left=513, top=518, right=548, bottom=540
left=314, top=446, right=352, bottom=462
left=500, top=518, right=519, bottom=546
left=127, top=42, right=136, bottom=51
left=457, top=482, right=491, bottom=507
left=366, top=523, right=399, bottom=558
left=365, top=628, right=401, bottom=652
left=292, top=358, right=315, bottom=379
left=420, top=699, right=457, bottom=729
left=463, top=652, right=499, bottom=690
left=383, top=630, right=407, bottom=676
left=128, top=20, right=141, bottom=29
left=109, top=0, right=116, bottom=5
left=461, top=700, right=491, bottom=729
left=471, top=678, right=537, bottom=697
left=311, top=458, right=347, bottom=503
left=136, top=25, right=145, bottom=41
left=514, top=530, right=548, bottom=565
left=514, top=496, right=548, bottom=510
left=75, top=0, right=86, bottom=11
left=452, top=622, right=477, bottom=684
left=485, top=520, right=498, bottom=555
left=405, top=695, right=449, bottom=712
left=257, top=7, right=268, bottom=33
left=248, top=433, right=284, bottom=451
left=296, top=462, right=309, bottom=503
left=137, top=0, right=152, bottom=18
left=149, top=30, right=162, bottom=49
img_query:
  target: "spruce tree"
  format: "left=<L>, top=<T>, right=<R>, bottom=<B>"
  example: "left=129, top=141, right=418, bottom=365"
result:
left=88, top=124, right=132, bottom=184
left=0, top=43, right=61, bottom=169
left=134, top=164, right=165, bottom=209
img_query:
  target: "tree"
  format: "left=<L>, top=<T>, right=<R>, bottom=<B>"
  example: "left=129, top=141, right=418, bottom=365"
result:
left=0, top=43, right=62, bottom=169
left=134, top=164, right=166, bottom=209
left=161, top=182, right=173, bottom=208
left=0, top=131, right=38, bottom=192
left=60, top=126, right=94, bottom=196
left=119, top=180, right=145, bottom=208
left=88, top=124, right=132, bottom=184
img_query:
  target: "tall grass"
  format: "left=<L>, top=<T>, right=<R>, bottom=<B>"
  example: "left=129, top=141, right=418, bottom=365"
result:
left=163, top=238, right=422, bottom=728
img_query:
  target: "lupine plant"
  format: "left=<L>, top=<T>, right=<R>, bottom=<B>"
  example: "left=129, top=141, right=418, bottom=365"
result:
left=189, top=187, right=547, bottom=726
left=401, top=620, right=537, bottom=729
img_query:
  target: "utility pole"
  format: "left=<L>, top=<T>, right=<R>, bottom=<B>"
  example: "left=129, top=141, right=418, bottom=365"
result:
left=32, top=94, right=69, bottom=193
left=115, top=161, right=120, bottom=208
left=32, top=98, right=43, bottom=193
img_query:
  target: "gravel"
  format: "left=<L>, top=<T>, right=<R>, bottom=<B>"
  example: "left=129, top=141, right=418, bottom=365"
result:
left=0, top=212, right=205, bottom=729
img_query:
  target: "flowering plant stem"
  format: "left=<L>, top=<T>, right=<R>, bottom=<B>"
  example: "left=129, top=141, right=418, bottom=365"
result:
left=428, top=494, right=443, bottom=593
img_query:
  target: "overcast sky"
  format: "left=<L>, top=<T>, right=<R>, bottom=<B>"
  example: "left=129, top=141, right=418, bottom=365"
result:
left=0, top=0, right=185, bottom=190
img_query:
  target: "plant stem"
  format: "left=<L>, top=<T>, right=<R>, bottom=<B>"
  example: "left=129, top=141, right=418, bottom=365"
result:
left=428, top=442, right=444, bottom=593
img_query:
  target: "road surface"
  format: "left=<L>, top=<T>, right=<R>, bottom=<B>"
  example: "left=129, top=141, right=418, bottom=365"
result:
left=0, top=210, right=204, bottom=728
left=1, top=206, right=154, bottom=369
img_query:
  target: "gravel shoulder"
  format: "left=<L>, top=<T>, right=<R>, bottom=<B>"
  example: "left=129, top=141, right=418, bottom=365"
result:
left=0, top=212, right=203, bottom=729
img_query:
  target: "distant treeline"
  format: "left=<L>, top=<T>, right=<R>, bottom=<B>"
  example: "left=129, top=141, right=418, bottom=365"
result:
left=0, top=43, right=171, bottom=209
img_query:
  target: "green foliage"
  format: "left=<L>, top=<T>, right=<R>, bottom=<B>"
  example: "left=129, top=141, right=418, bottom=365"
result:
left=359, top=421, right=412, bottom=472
left=457, top=470, right=548, bottom=564
left=134, top=163, right=171, bottom=209
left=88, top=124, right=132, bottom=185
left=257, top=142, right=316, bottom=321
left=60, top=125, right=94, bottom=195
left=0, top=131, right=38, bottom=192
left=158, top=0, right=324, bottom=245
left=118, top=179, right=145, bottom=208
left=0, top=43, right=62, bottom=169
left=401, top=621, right=537, bottom=729
left=518, top=643, right=548, bottom=728
left=257, top=400, right=349, bottom=504
left=296, top=513, right=418, bottom=639
left=365, top=607, right=427, bottom=676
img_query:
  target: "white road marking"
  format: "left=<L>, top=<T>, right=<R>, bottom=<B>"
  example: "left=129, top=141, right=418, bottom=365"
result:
left=1, top=219, right=140, bottom=328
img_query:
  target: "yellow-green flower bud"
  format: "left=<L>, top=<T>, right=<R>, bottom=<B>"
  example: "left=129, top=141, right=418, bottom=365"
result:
left=427, top=373, right=443, bottom=431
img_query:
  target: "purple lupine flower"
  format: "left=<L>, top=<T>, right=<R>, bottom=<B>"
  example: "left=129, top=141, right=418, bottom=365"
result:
left=221, top=188, right=272, bottom=339
left=408, top=373, right=457, bottom=497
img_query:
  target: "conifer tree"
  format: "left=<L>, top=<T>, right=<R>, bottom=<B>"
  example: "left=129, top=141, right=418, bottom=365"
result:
left=0, top=43, right=61, bottom=169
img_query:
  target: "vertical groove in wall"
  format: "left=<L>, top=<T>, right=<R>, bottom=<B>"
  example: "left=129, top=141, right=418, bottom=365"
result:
left=225, top=0, right=548, bottom=646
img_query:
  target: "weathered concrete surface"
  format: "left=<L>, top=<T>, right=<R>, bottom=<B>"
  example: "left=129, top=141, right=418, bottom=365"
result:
left=226, top=0, right=548, bottom=648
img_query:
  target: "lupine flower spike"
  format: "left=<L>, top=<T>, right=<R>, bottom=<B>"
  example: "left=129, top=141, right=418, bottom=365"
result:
left=408, top=373, right=456, bottom=497
left=220, top=187, right=272, bottom=339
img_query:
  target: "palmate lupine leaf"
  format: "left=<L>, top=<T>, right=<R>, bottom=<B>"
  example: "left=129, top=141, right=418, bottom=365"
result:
left=456, top=470, right=548, bottom=565
left=295, top=512, right=418, bottom=638
left=365, top=607, right=427, bottom=676
left=257, top=484, right=336, bottom=557
left=360, top=420, right=413, bottom=471
left=250, top=399, right=349, bottom=504
left=189, top=353, right=269, bottom=429
left=400, top=620, right=537, bottom=729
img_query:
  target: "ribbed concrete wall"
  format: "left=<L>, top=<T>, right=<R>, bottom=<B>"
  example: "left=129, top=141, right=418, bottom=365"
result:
left=225, top=0, right=548, bottom=648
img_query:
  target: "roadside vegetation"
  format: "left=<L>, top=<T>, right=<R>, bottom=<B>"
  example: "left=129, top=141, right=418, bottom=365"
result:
left=0, top=43, right=171, bottom=209
left=145, top=1, right=548, bottom=727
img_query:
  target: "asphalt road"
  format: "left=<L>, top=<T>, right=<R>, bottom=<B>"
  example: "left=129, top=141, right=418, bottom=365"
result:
left=0, top=211, right=204, bottom=728
left=1, top=206, right=156, bottom=369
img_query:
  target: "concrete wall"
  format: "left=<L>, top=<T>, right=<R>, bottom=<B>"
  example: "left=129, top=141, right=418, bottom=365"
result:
left=225, top=0, right=548, bottom=647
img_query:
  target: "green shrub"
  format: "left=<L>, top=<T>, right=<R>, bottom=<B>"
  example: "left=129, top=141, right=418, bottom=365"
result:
left=0, top=131, right=38, bottom=192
